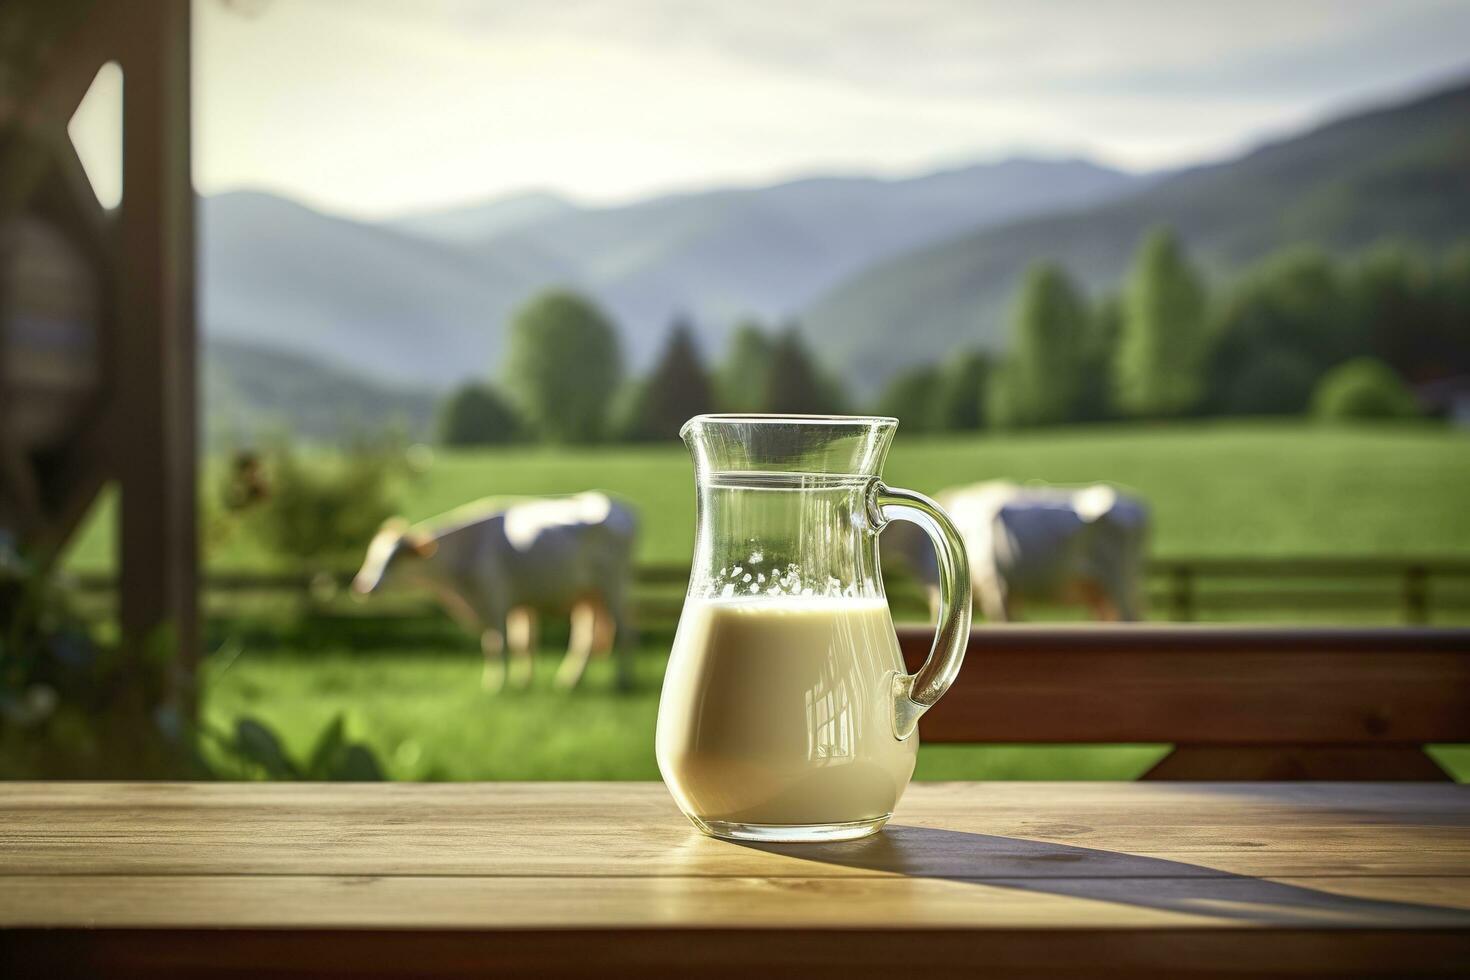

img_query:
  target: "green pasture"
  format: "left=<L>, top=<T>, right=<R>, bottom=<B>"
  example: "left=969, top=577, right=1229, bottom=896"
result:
left=61, top=423, right=1470, bottom=782
left=64, top=421, right=1470, bottom=571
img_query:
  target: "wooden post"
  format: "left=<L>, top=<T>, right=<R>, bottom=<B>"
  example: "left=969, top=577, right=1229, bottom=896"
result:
left=114, top=0, right=198, bottom=714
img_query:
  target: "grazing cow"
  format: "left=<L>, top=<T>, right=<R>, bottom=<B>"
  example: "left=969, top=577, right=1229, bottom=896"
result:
left=884, top=481, right=1149, bottom=622
left=353, top=492, right=637, bottom=691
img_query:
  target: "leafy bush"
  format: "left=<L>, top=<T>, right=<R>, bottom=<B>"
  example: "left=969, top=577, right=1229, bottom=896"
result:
left=1217, top=348, right=1322, bottom=416
left=1312, top=357, right=1420, bottom=420
left=438, top=383, right=522, bottom=446
left=0, top=532, right=191, bottom=778
left=236, top=440, right=405, bottom=566
left=208, top=714, right=383, bottom=781
left=875, top=364, right=944, bottom=432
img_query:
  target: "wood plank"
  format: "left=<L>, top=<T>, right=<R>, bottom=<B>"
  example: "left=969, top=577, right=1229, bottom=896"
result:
left=898, top=626, right=1470, bottom=744
left=2, top=783, right=1467, bottom=880
left=5, top=928, right=1469, bottom=980
left=1144, top=745, right=1454, bottom=781
left=2, top=874, right=1468, bottom=930
left=3, top=783, right=1468, bottom=978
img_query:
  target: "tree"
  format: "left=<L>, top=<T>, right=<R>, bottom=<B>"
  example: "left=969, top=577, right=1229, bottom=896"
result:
left=502, top=290, right=622, bottom=443
left=984, top=363, right=1021, bottom=431
left=1005, top=262, right=1089, bottom=426
left=875, top=365, right=943, bottom=432
left=437, top=383, right=521, bottom=446
left=1115, top=227, right=1207, bottom=417
left=1312, top=357, right=1420, bottom=421
left=1205, top=249, right=1343, bottom=415
left=1218, top=350, right=1322, bottom=416
left=1436, top=242, right=1470, bottom=376
left=763, top=326, right=846, bottom=415
left=1347, top=244, right=1439, bottom=382
left=624, top=318, right=715, bottom=441
left=932, top=350, right=991, bottom=431
left=1076, top=295, right=1122, bottom=423
left=715, top=320, right=774, bottom=413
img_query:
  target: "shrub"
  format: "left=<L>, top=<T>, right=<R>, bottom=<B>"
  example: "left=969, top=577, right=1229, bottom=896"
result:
left=244, top=441, right=404, bottom=565
left=875, top=365, right=943, bottom=432
left=438, top=383, right=521, bottom=446
left=1218, top=349, right=1322, bottom=416
left=1312, top=357, right=1420, bottom=421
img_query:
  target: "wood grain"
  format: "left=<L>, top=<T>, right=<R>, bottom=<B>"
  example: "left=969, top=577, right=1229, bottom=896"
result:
left=897, top=625, right=1470, bottom=745
left=2, top=782, right=1468, bottom=977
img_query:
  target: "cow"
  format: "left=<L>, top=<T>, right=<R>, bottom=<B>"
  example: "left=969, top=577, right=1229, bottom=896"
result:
left=352, top=492, right=637, bottom=692
left=884, top=480, right=1149, bottom=622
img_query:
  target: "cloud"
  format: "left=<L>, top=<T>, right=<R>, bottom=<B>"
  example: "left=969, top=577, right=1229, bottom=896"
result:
left=384, top=0, right=1470, bottom=103
left=193, top=0, right=1470, bottom=214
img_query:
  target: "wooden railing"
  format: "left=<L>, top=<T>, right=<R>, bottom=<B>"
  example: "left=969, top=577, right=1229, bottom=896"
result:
left=896, top=623, right=1470, bottom=780
left=67, top=556, right=1470, bottom=625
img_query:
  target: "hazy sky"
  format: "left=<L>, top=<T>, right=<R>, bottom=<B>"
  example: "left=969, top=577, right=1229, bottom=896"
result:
left=68, top=0, right=1470, bottom=219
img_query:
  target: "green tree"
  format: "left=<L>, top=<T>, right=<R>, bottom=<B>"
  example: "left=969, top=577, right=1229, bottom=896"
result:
left=1206, top=249, right=1344, bottom=415
left=984, top=363, right=1021, bottom=431
left=1115, top=227, right=1208, bottom=417
left=1312, top=357, right=1420, bottom=421
left=715, top=320, right=774, bottom=412
left=1220, top=350, right=1323, bottom=416
left=623, top=318, right=715, bottom=441
left=1436, top=242, right=1470, bottom=376
left=502, top=290, right=622, bottom=443
left=875, top=364, right=943, bottom=432
left=1006, top=262, right=1089, bottom=426
left=248, top=441, right=403, bottom=565
left=437, top=383, right=521, bottom=446
left=1351, top=241, right=1470, bottom=382
left=764, top=326, right=845, bottom=415
left=932, top=350, right=991, bottom=431
left=1076, top=295, right=1122, bottom=423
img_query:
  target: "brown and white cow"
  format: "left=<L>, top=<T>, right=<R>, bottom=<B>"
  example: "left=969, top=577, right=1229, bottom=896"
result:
left=353, top=492, right=637, bottom=691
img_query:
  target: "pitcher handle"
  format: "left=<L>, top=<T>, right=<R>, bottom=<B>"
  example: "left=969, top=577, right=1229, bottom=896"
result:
left=868, top=481, right=972, bottom=739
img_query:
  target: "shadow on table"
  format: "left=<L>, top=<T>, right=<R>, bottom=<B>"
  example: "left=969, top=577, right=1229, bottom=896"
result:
left=739, top=826, right=1470, bottom=927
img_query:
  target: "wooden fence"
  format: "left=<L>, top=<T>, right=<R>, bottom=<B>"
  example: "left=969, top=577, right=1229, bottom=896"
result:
left=69, top=556, right=1470, bottom=626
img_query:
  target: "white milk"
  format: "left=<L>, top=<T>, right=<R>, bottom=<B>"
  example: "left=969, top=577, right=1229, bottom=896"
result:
left=656, top=597, right=917, bottom=827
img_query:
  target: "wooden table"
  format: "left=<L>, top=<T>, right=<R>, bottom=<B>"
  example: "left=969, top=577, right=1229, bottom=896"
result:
left=2, top=783, right=1468, bottom=977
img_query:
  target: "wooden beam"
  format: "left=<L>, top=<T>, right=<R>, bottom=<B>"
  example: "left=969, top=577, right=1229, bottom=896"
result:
left=113, top=0, right=197, bottom=707
left=897, top=625, right=1470, bottom=745
left=1141, top=745, right=1453, bottom=781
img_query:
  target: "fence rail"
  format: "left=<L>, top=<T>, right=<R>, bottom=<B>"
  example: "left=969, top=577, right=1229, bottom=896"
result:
left=66, top=556, right=1470, bottom=625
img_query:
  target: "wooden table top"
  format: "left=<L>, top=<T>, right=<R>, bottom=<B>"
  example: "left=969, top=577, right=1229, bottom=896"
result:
left=2, top=781, right=1468, bottom=977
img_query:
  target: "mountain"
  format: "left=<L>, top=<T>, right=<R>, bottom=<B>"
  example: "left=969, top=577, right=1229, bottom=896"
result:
left=202, top=158, right=1141, bottom=382
left=200, top=191, right=570, bottom=388
left=389, top=190, right=579, bottom=246
left=203, top=338, right=439, bottom=445
left=474, top=158, right=1142, bottom=361
left=804, top=79, right=1470, bottom=390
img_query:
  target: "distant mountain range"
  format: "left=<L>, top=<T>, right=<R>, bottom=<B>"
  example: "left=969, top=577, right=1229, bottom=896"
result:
left=203, top=77, right=1470, bottom=434
left=204, top=338, right=438, bottom=445
left=201, top=156, right=1142, bottom=391
left=805, top=80, right=1470, bottom=388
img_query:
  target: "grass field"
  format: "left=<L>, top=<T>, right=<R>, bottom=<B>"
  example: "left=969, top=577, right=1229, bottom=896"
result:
left=64, top=421, right=1470, bottom=571
left=61, top=423, right=1470, bottom=782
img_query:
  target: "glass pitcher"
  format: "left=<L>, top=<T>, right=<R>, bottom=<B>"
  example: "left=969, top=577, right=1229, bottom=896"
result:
left=656, top=415, right=971, bottom=843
